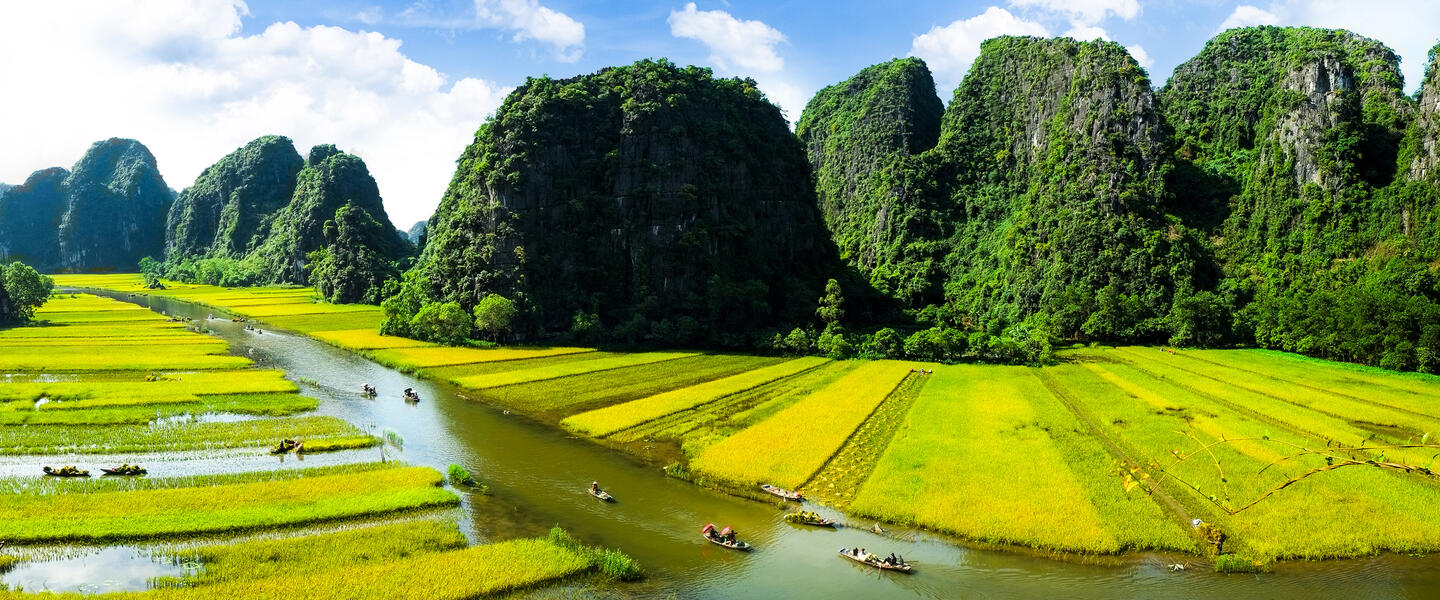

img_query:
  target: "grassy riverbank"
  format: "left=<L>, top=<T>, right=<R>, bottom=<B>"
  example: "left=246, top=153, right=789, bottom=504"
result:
left=53, top=274, right=1440, bottom=566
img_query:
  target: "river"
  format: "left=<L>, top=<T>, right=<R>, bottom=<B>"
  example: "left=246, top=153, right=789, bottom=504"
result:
left=18, top=290, right=1439, bottom=599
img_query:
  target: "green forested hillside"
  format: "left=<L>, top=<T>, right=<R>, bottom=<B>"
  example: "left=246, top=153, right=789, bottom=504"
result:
left=165, top=135, right=304, bottom=259
left=796, top=57, right=943, bottom=303
left=1158, top=29, right=1439, bottom=371
left=793, top=29, right=1440, bottom=370
left=410, top=59, right=836, bottom=347
left=160, top=138, right=412, bottom=302
left=0, top=139, right=171, bottom=273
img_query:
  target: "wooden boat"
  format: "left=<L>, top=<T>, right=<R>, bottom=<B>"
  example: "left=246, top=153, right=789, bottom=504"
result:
left=784, top=512, right=836, bottom=527
left=43, top=466, right=90, bottom=477
left=760, top=484, right=803, bottom=500
left=101, top=464, right=147, bottom=476
left=270, top=439, right=299, bottom=454
left=588, top=488, right=614, bottom=502
left=703, top=534, right=752, bottom=551
left=837, top=549, right=913, bottom=573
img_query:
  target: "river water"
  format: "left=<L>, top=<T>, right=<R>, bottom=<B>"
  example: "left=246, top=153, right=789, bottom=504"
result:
left=18, top=290, right=1439, bottom=599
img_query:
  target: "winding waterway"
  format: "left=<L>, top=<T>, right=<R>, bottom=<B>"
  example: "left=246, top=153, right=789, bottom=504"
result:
left=26, top=290, right=1440, bottom=599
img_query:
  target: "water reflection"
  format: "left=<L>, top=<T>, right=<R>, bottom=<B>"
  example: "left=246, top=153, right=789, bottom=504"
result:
left=1, top=547, right=193, bottom=593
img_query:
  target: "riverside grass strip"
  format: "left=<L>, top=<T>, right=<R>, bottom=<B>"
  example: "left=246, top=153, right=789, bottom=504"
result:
left=104, top=537, right=597, bottom=600
left=561, top=356, right=830, bottom=437
left=369, top=345, right=597, bottom=370
left=848, top=365, right=1187, bottom=554
left=452, top=351, right=697, bottom=389
left=0, top=393, right=319, bottom=426
left=0, top=370, right=299, bottom=403
left=0, top=465, right=457, bottom=543
left=0, top=415, right=374, bottom=454
left=1060, top=358, right=1440, bottom=560
left=161, top=519, right=468, bottom=585
left=689, top=360, right=910, bottom=489
left=0, top=340, right=248, bottom=371
left=312, top=328, right=437, bottom=350
left=1184, top=348, right=1440, bottom=418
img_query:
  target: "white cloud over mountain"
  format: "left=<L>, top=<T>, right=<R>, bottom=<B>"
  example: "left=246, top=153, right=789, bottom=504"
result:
left=0, top=0, right=511, bottom=226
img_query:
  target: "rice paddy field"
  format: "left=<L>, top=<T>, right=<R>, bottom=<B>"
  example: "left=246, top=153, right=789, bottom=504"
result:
left=51, top=275, right=1440, bottom=570
left=0, top=281, right=635, bottom=597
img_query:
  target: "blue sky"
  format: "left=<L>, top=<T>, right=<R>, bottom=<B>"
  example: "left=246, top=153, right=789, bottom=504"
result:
left=2, top=1, right=1438, bottom=225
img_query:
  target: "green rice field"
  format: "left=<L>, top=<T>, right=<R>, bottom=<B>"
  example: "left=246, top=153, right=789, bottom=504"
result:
left=50, top=275, right=1440, bottom=567
left=0, top=277, right=637, bottom=598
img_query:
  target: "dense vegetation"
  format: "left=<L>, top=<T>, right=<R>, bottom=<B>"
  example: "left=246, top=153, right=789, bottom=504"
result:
left=0, top=139, right=171, bottom=272
left=792, top=29, right=1440, bottom=371
left=158, top=138, right=412, bottom=302
left=1158, top=29, right=1440, bottom=371
left=0, top=261, right=52, bottom=324
left=405, top=58, right=837, bottom=348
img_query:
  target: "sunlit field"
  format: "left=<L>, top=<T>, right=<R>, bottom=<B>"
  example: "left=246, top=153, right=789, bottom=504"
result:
left=53, top=276, right=1440, bottom=565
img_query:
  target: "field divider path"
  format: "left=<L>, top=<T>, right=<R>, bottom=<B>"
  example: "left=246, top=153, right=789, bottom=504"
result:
left=1117, top=348, right=1435, bottom=439
left=1110, top=347, right=1338, bottom=444
left=561, top=357, right=830, bottom=438
left=1030, top=367, right=1199, bottom=532
left=453, top=352, right=698, bottom=390
left=1173, top=350, right=1440, bottom=423
left=802, top=372, right=928, bottom=509
left=793, top=372, right=914, bottom=492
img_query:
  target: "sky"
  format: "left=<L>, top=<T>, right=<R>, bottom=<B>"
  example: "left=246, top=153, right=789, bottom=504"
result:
left=2, top=1, right=1438, bottom=227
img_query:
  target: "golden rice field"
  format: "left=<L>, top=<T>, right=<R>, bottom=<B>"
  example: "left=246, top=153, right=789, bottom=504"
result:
left=52, top=275, right=1440, bottom=566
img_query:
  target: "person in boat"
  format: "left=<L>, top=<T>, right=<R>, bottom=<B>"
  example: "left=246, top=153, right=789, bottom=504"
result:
left=591, top=481, right=602, bottom=494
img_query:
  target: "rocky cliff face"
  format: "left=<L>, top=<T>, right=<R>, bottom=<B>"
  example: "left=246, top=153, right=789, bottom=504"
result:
left=933, top=37, right=1193, bottom=336
left=1161, top=27, right=1411, bottom=259
left=417, top=59, right=835, bottom=338
left=0, top=139, right=171, bottom=272
left=796, top=58, right=943, bottom=300
left=165, top=135, right=303, bottom=259
left=1407, top=44, right=1440, bottom=183
left=0, top=167, right=69, bottom=269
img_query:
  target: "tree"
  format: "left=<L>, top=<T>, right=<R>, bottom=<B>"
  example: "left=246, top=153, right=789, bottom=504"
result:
left=410, top=301, right=471, bottom=345
left=1, top=262, right=54, bottom=323
left=863, top=327, right=904, bottom=359
left=473, top=293, right=518, bottom=342
left=815, top=278, right=845, bottom=327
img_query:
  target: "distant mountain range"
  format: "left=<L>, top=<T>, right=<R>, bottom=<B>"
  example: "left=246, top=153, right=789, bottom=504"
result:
left=4, top=26, right=1437, bottom=369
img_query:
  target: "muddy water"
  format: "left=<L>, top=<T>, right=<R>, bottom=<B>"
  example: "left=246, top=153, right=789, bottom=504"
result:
left=38, top=291, right=1440, bottom=599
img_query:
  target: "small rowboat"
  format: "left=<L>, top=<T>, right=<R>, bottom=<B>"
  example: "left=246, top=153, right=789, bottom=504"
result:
left=101, top=465, right=147, bottom=476
left=588, top=488, right=614, bottom=502
left=704, top=534, right=752, bottom=551
left=43, top=466, right=90, bottom=478
left=838, top=549, right=913, bottom=573
left=761, top=484, right=803, bottom=500
left=784, top=512, right=836, bottom=527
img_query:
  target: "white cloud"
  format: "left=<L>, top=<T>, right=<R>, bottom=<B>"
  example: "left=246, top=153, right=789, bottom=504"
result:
left=0, top=0, right=512, bottom=226
left=1220, top=1, right=1440, bottom=93
left=1063, top=23, right=1110, bottom=41
left=666, top=3, right=807, bottom=125
left=910, top=7, right=1050, bottom=91
left=1217, top=5, right=1279, bottom=31
left=475, top=0, right=585, bottom=62
left=1009, top=0, right=1139, bottom=25
left=1127, top=44, right=1154, bottom=69
left=668, top=2, right=787, bottom=73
